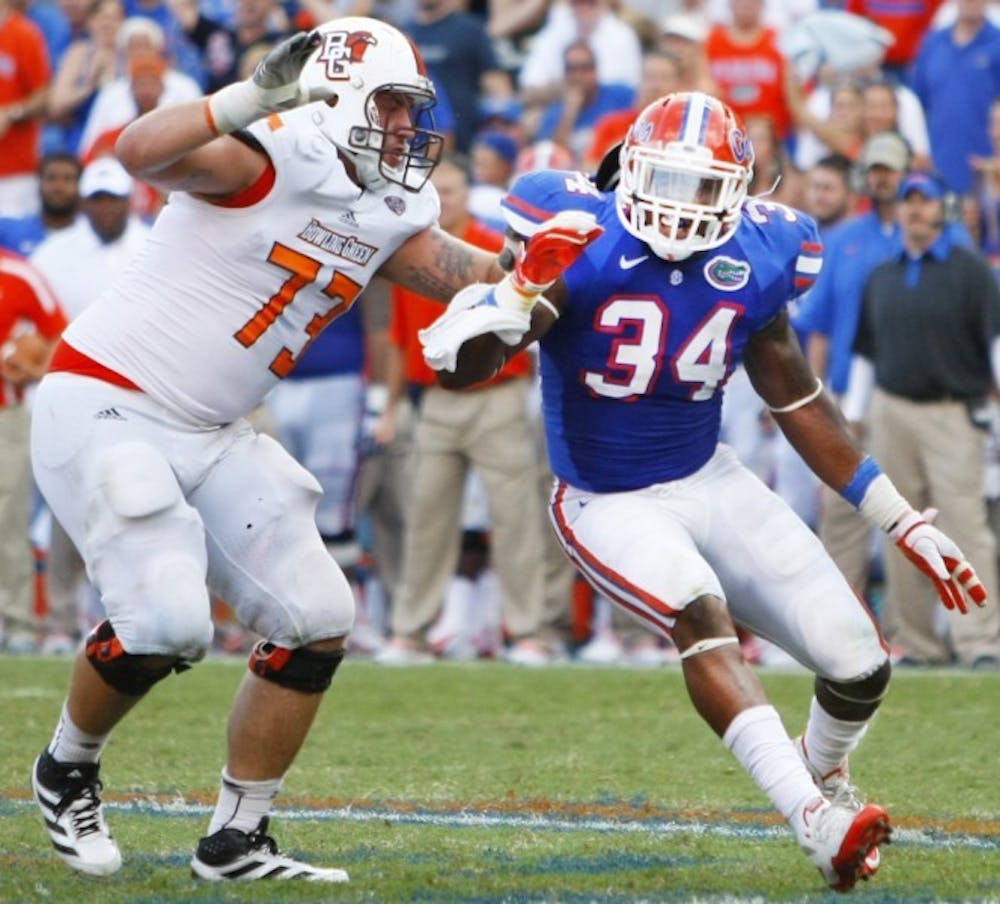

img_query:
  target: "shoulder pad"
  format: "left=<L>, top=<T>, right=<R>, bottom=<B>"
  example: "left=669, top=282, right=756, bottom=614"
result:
left=741, top=199, right=823, bottom=297
left=501, top=169, right=607, bottom=238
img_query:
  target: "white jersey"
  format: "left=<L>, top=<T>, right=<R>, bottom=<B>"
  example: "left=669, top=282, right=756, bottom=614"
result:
left=64, top=107, right=440, bottom=427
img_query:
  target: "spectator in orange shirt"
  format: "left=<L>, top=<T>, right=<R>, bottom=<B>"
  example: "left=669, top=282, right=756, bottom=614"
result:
left=0, top=0, right=52, bottom=217
left=375, top=156, right=552, bottom=665
left=846, top=0, right=943, bottom=77
left=584, top=48, right=681, bottom=172
left=0, top=249, right=67, bottom=652
left=704, top=0, right=793, bottom=138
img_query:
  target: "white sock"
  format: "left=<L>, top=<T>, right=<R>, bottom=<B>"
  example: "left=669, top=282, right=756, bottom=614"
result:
left=208, top=769, right=283, bottom=835
left=802, top=696, right=869, bottom=777
left=48, top=704, right=108, bottom=764
left=723, top=704, right=824, bottom=835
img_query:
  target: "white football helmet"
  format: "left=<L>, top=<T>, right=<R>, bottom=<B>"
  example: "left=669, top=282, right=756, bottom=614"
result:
left=298, top=17, right=444, bottom=192
left=616, top=92, right=755, bottom=261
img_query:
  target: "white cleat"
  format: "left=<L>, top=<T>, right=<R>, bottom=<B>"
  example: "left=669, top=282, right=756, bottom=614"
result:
left=32, top=750, right=122, bottom=876
left=798, top=797, right=891, bottom=892
left=795, top=734, right=882, bottom=879
left=191, top=817, right=349, bottom=882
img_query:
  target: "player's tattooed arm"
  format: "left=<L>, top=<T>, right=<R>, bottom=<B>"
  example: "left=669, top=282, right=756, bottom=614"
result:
left=380, top=227, right=507, bottom=301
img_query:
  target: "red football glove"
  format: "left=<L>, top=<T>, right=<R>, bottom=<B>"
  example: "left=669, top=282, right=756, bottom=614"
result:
left=890, top=509, right=987, bottom=614
left=512, top=210, right=604, bottom=293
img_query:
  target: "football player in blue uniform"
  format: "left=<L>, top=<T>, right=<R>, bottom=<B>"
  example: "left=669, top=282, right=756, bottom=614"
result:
left=420, top=92, right=987, bottom=891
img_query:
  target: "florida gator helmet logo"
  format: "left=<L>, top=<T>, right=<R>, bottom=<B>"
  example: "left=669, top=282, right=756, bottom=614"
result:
left=316, top=30, right=378, bottom=79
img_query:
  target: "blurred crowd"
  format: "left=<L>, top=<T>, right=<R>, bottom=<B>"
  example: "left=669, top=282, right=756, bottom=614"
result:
left=2, top=0, right=1000, bottom=668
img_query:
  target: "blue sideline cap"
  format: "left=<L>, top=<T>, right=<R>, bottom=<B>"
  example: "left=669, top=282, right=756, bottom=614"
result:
left=898, top=172, right=944, bottom=201
left=478, top=96, right=523, bottom=124
left=474, top=130, right=519, bottom=165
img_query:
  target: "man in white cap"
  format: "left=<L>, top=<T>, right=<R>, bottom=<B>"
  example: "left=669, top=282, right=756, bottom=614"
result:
left=31, top=157, right=150, bottom=320
left=29, top=156, right=151, bottom=652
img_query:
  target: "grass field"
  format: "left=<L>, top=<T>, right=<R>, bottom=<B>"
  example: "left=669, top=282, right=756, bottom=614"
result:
left=1, top=654, right=998, bottom=903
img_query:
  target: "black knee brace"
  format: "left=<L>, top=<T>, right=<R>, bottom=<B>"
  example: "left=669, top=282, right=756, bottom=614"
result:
left=815, top=659, right=892, bottom=721
left=249, top=641, right=344, bottom=693
left=85, top=620, right=184, bottom=696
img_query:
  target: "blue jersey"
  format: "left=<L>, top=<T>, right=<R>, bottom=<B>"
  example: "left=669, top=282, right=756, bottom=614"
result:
left=0, top=214, right=48, bottom=258
left=503, top=171, right=821, bottom=493
left=285, top=300, right=365, bottom=380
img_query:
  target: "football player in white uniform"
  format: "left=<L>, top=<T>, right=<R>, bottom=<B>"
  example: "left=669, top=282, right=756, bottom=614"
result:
left=28, top=18, right=526, bottom=883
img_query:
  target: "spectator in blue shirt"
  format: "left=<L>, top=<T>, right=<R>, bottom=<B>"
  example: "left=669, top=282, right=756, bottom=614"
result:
left=910, top=0, right=1000, bottom=193
left=405, top=0, right=513, bottom=153
left=534, top=39, right=634, bottom=167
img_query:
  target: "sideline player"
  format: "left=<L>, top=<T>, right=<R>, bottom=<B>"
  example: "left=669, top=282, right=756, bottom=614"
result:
left=420, top=92, right=987, bottom=891
left=25, top=17, right=564, bottom=882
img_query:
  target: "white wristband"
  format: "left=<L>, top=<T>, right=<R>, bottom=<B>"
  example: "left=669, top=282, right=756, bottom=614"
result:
left=858, top=473, right=914, bottom=532
left=208, top=81, right=268, bottom=135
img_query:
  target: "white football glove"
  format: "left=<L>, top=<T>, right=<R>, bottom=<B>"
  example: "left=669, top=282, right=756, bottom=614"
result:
left=420, top=283, right=530, bottom=372
left=209, top=30, right=328, bottom=134
left=889, top=509, right=987, bottom=614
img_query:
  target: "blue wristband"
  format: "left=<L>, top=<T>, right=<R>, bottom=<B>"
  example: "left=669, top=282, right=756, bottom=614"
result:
left=840, top=457, right=883, bottom=508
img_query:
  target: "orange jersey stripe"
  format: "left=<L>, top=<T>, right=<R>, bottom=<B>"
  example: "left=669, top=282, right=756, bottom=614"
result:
left=48, top=339, right=141, bottom=391
left=212, top=159, right=277, bottom=209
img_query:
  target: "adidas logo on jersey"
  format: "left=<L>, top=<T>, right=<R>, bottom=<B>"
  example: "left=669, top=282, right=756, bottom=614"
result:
left=94, top=407, right=126, bottom=421
left=339, top=210, right=359, bottom=228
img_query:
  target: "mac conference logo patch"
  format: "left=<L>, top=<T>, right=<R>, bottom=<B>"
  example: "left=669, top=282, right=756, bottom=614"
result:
left=703, top=255, right=750, bottom=291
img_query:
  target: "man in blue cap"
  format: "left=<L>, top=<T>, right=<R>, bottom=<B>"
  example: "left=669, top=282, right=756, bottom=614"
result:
left=841, top=170, right=1000, bottom=669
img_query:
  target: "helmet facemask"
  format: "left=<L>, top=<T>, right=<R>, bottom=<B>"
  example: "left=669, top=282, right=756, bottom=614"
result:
left=343, top=86, right=444, bottom=192
left=617, top=142, right=751, bottom=261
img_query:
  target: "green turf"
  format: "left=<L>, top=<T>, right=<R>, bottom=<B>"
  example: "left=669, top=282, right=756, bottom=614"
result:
left=1, top=655, right=997, bottom=902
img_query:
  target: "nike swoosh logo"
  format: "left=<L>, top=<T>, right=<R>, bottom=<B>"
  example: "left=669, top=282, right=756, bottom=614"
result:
left=619, top=254, right=649, bottom=270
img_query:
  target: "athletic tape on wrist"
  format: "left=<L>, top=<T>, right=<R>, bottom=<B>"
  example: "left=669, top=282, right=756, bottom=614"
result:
left=840, top=456, right=882, bottom=508
left=857, top=472, right=913, bottom=532
left=208, top=81, right=265, bottom=135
